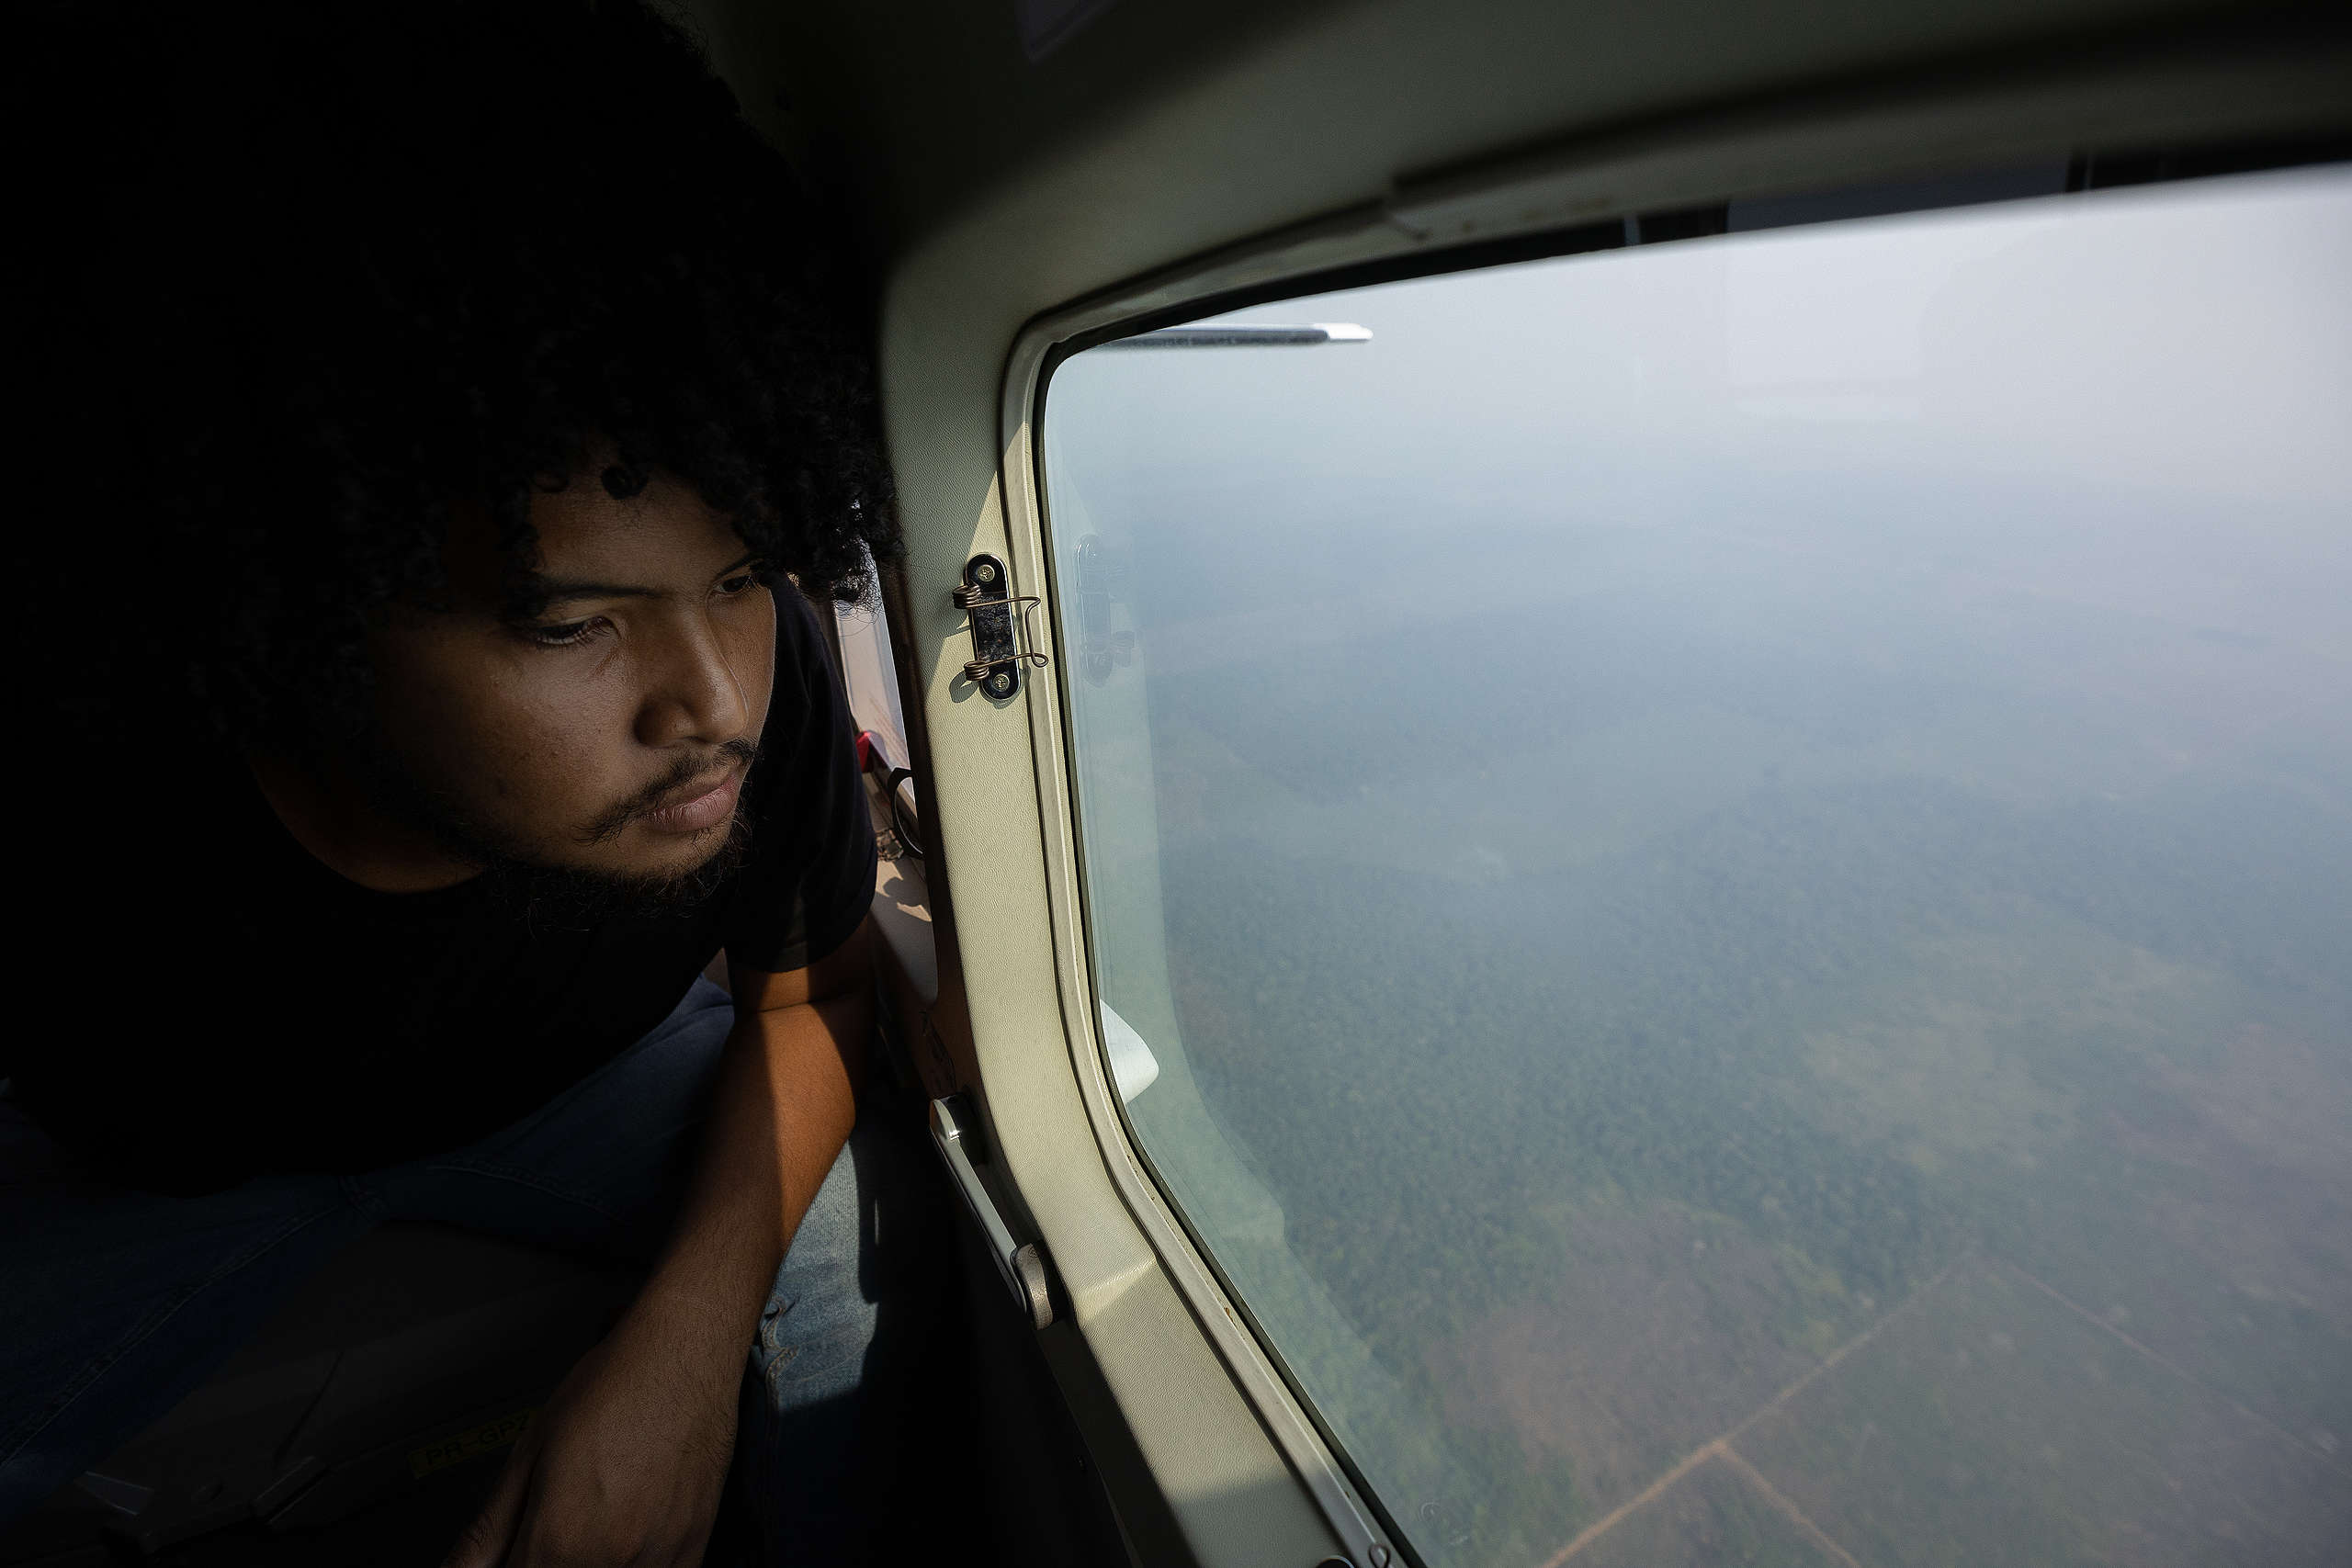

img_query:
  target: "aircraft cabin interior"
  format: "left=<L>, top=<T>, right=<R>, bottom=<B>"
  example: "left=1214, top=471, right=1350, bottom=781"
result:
left=5, top=0, right=2349, bottom=1564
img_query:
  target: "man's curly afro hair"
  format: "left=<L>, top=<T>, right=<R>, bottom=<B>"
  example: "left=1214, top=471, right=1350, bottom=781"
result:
left=21, top=0, right=897, bottom=747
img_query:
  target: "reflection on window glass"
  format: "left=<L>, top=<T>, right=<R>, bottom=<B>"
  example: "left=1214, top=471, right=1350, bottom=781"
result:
left=1042, top=165, right=2352, bottom=1568
left=833, top=593, right=909, bottom=771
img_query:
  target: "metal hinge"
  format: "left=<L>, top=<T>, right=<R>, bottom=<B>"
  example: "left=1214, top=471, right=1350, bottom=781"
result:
left=951, top=553, right=1047, bottom=701
left=929, top=1093, right=1055, bottom=1329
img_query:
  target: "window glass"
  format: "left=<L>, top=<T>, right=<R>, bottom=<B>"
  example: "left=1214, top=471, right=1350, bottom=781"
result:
left=1041, top=164, right=2352, bottom=1567
left=833, top=589, right=909, bottom=772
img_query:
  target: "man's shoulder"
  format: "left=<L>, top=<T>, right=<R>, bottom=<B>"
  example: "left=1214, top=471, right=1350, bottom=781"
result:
left=47, top=733, right=250, bottom=886
left=773, top=584, right=839, bottom=688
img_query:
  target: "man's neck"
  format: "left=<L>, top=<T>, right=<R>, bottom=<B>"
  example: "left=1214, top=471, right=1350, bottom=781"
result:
left=245, top=747, right=483, bottom=894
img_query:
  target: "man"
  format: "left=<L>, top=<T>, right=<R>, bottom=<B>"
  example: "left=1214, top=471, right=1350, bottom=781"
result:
left=4, top=2, right=925, bottom=1561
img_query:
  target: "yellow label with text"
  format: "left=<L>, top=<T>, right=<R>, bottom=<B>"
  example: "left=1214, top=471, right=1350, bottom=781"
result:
left=409, top=1406, right=537, bottom=1480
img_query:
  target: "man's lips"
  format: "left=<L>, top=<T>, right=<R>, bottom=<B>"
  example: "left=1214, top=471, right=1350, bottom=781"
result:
left=638, top=762, right=744, bottom=835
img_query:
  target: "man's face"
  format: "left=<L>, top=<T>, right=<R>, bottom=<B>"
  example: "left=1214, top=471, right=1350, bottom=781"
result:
left=366, top=471, right=776, bottom=889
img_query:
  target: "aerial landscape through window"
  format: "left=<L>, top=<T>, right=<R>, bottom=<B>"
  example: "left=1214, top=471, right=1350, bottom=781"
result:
left=1044, top=164, right=2352, bottom=1567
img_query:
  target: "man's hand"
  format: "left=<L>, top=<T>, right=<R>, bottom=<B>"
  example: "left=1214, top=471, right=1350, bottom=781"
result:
left=441, top=1282, right=740, bottom=1568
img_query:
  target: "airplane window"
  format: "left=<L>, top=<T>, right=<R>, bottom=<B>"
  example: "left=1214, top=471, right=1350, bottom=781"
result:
left=1039, top=164, right=2352, bottom=1567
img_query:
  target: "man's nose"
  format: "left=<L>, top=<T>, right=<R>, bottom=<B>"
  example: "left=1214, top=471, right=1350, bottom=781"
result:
left=635, top=618, right=752, bottom=749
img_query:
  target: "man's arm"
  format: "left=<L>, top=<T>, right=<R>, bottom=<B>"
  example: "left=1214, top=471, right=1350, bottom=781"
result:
left=447, top=920, right=873, bottom=1568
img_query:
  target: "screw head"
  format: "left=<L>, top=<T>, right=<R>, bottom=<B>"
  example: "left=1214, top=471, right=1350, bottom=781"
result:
left=974, top=561, right=999, bottom=582
left=988, top=671, right=1014, bottom=696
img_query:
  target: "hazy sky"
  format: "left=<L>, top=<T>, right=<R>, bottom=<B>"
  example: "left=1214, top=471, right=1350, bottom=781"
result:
left=1049, top=164, right=2352, bottom=661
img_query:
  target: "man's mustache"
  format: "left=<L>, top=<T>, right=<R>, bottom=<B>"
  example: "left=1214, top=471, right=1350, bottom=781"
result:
left=577, top=737, right=761, bottom=845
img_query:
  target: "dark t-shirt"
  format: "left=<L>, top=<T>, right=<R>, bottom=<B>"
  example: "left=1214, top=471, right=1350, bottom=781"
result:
left=14, top=592, right=874, bottom=1193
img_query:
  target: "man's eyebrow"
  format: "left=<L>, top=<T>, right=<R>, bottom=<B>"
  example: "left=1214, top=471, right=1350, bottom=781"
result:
left=526, top=577, right=661, bottom=607
left=522, top=554, right=762, bottom=611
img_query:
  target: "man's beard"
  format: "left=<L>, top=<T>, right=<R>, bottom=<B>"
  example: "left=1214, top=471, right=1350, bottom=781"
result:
left=345, top=735, right=761, bottom=930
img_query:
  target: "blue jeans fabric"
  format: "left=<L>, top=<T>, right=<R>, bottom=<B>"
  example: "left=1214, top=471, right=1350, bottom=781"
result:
left=0, top=978, right=942, bottom=1559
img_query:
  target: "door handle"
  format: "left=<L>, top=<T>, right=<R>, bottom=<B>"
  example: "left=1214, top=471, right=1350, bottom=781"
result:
left=929, top=1093, right=1054, bottom=1329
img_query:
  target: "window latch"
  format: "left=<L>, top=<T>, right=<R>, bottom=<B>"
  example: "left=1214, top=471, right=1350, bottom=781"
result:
left=952, top=553, right=1046, bottom=700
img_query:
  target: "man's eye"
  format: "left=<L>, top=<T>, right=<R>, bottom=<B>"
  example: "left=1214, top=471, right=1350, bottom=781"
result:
left=520, top=617, right=605, bottom=648
left=718, top=570, right=763, bottom=596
